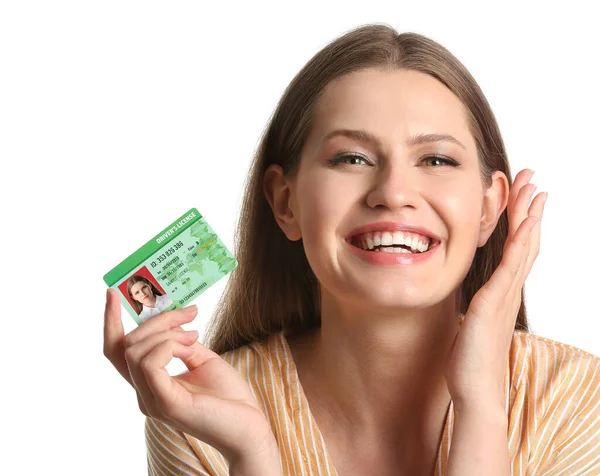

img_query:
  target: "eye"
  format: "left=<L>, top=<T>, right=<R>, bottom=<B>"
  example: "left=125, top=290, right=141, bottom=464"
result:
left=327, top=154, right=371, bottom=166
left=328, top=153, right=461, bottom=168
left=422, top=155, right=460, bottom=167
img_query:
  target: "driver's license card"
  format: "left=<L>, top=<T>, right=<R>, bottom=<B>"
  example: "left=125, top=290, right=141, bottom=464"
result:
left=103, top=208, right=237, bottom=325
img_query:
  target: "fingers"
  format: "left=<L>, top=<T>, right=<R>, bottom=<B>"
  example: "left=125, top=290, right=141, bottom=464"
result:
left=481, top=213, right=539, bottom=318
left=127, top=329, right=199, bottom=363
left=524, top=191, right=548, bottom=273
left=159, top=329, right=223, bottom=373
left=508, top=169, right=534, bottom=217
left=508, top=169, right=536, bottom=238
left=500, top=215, right=540, bottom=299
left=506, top=168, right=548, bottom=274
left=125, top=329, right=198, bottom=416
left=104, top=288, right=132, bottom=385
left=509, top=168, right=548, bottom=268
left=128, top=332, right=222, bottom=422
left=104, top=288, right=199, bottom=393
left=509, top=213, right=542, bottom=315
left=124, top=305, right=199, bottom=350
left=176, top=341, right=220, bottom=372
left=140, top=340, right=197, bottom=418
left=511, top=183, right=538, bottom=270
left=124, top=326, right=223, bottom=421
left=104, top=289, right=209, bottom=422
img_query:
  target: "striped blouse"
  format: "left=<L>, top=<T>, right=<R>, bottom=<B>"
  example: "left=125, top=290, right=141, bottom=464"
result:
left=145, top=329, right=600, bottom=475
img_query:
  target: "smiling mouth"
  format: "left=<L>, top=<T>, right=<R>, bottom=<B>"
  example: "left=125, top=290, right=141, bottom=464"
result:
left=348, top=237, right=440, bottom=254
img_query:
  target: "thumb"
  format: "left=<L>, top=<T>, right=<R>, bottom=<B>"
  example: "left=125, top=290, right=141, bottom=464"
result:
left=104, top=288, right=132, bottom=385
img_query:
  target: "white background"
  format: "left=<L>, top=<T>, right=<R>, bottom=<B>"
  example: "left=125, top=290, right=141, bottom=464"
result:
left=1, top=1, right=598, bottom=474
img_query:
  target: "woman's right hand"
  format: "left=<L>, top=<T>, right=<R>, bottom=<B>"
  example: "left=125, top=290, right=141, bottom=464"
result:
left=103, top=289, right=278, bottom=464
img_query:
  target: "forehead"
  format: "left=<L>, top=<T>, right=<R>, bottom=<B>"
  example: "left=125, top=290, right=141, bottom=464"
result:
left=306, top=68, right=474, bottom=153
left=131, top=281, right=146, bottom=291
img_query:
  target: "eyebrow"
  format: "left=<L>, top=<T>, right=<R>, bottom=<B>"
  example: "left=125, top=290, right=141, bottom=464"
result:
left=323, top=129, right=467, bottom=151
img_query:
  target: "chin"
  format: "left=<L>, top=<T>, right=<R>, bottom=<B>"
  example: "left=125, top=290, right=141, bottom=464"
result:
left=346, top=283, right=442, bottom=310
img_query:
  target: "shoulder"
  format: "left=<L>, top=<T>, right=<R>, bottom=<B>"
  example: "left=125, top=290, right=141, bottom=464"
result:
left=507, top=331, right=600, bottom=473
left=217, top=331, right=292, bottom=398
left=509, top=330, right=600, bottom=390
left=217, top=331, right=302, bottom=442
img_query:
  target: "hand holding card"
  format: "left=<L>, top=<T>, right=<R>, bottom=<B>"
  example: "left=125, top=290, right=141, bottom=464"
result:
left=103, top=209, right=280, bottom=468
left=103, top=289, right=278, bottom=465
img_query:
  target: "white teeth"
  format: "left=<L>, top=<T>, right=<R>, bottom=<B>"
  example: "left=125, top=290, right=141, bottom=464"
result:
left=394, top=247, right=411, bottom=253
left=354, top=230, right=433, bottom=253
left=381, top=232, right=393, bottom=246
left=377, top=246, right=414, bottom=254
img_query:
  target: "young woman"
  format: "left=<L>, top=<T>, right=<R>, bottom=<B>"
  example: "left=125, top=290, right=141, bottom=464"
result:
left=104, top=24, right=600, bottom=475
left=127, top=275, right=174, bottom=323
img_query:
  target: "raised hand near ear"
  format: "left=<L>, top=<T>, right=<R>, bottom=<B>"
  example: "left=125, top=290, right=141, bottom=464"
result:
left=444, top=169, right=548, bottom=412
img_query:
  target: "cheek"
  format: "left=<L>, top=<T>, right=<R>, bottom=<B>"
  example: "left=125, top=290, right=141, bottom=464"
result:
left=296, top=173, right=355, bottom=245
left=447, top=193, right=482, bottom=228
left=442, top=186, right=484, bottom=257
left=295, top=173, right=359, bottom=281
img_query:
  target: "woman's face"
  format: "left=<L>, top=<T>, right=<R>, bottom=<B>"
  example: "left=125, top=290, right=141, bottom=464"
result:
left=130, top=281, right=154, bottom=305
left=280, top=68, right=505, bottom=311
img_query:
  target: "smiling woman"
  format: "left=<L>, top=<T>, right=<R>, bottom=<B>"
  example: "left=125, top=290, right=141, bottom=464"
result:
left=103, top=23, right=600, bottom=476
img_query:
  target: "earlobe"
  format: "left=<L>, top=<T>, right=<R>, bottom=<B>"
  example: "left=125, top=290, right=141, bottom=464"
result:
left=263, top=164, right=302, bottom=241
left=478, top=171, right=509, bottom=248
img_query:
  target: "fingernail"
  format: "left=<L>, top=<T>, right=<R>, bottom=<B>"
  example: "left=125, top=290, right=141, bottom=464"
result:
left=185, top=304, right=197, bottom=312
left=185, top=330, right=199, bottom=337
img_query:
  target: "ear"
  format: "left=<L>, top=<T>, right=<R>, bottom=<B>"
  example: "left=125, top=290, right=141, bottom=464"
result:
left=478, top=170, right=509, bottom=248
left=263, top=164, right=302, bottom=241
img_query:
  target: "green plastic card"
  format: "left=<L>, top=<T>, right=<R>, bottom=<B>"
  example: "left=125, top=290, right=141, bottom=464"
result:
left=103, top=208, right=237, bottom=325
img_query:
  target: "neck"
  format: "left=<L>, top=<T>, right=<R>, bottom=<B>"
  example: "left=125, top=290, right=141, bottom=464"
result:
left=291, top=294, right=461, bottom=443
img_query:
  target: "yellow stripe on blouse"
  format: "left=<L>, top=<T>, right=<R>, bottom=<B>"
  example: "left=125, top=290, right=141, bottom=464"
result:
left=146, top=330, right=600, bottom=475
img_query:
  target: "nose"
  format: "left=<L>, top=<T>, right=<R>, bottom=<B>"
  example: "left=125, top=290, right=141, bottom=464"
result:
left=366, top=162, right=421, bottom=210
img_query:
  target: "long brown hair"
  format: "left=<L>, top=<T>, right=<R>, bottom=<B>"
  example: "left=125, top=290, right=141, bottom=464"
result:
left=204, top=23, right=531, bottom=355
left=126, top=275, right=164, bottom=315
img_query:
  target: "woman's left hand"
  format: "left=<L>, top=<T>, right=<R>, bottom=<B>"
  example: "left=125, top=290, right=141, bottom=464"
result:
left=445, top=168, right=548, bottom=412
